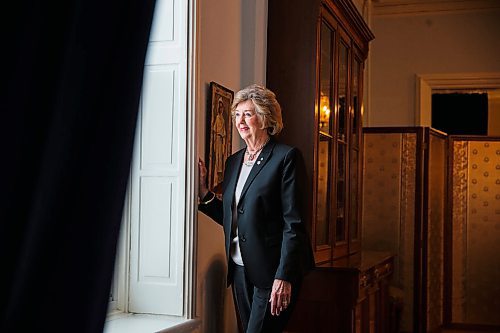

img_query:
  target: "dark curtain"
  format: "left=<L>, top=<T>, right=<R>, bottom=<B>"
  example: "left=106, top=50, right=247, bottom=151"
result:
left=0, top=0, right=156, bottom=332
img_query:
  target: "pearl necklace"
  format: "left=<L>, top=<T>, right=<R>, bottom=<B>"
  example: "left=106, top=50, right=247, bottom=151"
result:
left=244, top=137, right=270, bottom=166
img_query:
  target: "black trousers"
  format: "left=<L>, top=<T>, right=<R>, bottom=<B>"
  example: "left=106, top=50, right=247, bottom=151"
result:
left=231, top=263, right=300, bottom=333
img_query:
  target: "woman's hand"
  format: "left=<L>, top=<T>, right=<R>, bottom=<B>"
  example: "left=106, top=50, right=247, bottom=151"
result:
left=269, top=279, right=292, bottom=316
left=198, top=158, right=209, bottom=200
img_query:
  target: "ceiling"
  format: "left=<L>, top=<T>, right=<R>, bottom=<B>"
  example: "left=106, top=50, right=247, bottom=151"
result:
left=371, top=0, right=500, bottom=16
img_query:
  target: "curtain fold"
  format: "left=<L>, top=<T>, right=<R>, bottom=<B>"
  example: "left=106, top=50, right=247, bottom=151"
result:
left=0, top=0, right=156, bottom=331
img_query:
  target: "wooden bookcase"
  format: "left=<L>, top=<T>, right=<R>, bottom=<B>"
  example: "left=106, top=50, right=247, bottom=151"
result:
left=267, top=1, right=396, bottom=332
left=267, top=0, right=373, bottom=262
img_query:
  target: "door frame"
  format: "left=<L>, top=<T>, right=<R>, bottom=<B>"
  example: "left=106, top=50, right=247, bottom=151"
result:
left=415, top=72, right=500, bottom=126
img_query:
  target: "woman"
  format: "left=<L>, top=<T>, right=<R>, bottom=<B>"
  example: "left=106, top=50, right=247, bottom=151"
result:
left=198, top=84, right=314, bottom=333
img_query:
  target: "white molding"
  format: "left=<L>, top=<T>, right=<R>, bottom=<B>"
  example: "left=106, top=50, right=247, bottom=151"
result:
left=108, top=182, right=131, bottom=315
left=184, top=0, right=198, bottom=320
left=415, top=72, right=500, bottom=126
left=104, top=314, right=198, bottom=333
left=118, top=185, right=132, bottom=313
left=373, top=0, right=500, bottom=16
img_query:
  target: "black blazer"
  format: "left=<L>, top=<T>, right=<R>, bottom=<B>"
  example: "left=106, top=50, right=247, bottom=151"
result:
left=199, top=139, right=315, bottom=289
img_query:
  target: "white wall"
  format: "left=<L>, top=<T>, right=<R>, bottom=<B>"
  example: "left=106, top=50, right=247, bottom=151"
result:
left=369, top=9, right=500, bottom=126
left=488, top=89, right=500, bottom=136
left=195, top=0, right=268, bottom=332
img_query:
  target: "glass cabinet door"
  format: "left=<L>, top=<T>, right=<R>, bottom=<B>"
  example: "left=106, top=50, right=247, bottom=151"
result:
left=313, top=6, right=366, bottom=262
left=316, top=136, right=331, bottom=247
left=351, top=58, right=361, bottom=150
left=315, top=19, right=335, bottom=261
left=349, top=57, right=362, bottom=252
left=334, top=39, right=349, bottom=252
left=319, top=22, right=333, bottom=136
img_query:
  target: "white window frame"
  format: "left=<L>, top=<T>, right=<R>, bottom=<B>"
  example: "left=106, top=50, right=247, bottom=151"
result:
left=107, top=0, right=198, bottom=321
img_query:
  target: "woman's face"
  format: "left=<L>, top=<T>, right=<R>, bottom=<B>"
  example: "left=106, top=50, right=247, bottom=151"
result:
left=234, top=100, right=266, bottom=141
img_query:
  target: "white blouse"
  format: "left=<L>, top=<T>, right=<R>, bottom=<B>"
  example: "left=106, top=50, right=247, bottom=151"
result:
left=230, top=162, right=254, bottom=266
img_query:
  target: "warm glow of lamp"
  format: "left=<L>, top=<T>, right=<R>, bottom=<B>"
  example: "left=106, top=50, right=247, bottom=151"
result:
left=319, top=94, right=331, bottom=129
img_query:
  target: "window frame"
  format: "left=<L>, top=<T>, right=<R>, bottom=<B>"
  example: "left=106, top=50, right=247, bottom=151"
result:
left=107, top=0, right=197, bottom=319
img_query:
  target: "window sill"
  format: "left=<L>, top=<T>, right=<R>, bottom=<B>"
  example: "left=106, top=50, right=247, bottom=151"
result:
left=104, top=313, right=201, bottom=333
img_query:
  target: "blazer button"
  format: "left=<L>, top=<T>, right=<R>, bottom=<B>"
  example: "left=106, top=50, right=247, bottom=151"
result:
left=238, top=208, right=244, bottom=214
left=240, top=236, right=246, bottom=242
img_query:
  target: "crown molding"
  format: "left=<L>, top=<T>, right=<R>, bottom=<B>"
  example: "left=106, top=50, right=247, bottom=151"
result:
left=418, top=72, right=500, bottom=90
left=373, top=0, right=500, bottom=16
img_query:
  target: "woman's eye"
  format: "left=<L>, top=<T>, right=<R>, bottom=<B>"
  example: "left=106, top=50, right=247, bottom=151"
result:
left=234, top=112, right=241, bottom=118
left=244, top=112, right=253, bottom=118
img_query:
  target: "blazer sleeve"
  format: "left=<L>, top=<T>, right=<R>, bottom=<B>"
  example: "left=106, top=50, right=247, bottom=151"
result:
left=275, top=147, right=313, bottom=282
left=198, top=192, right=223, bottom=226
left=198, top=154, right=237, bottom=226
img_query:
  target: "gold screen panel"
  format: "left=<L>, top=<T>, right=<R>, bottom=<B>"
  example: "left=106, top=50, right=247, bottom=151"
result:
left=362, top=132, right=417, bottom=332
left=452, top=139, right=500, bottom=325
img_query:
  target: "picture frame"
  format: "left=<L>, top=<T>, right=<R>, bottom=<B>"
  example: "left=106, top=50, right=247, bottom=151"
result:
left=206, top=81, right=234, bottom=195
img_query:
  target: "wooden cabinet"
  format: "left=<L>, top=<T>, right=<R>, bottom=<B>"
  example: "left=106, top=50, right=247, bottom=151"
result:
left=284, top=252, right=394, bottom=333
left=267, top=0, right=373, bottom=262
left=267, top=1, right=396, bottom=332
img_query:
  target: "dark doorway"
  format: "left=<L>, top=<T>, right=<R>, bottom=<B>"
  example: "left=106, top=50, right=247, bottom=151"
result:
left=432, top=92, right=488, bottom=135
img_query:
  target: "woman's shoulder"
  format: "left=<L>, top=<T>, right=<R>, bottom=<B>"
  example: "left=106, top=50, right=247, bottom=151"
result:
left=270, top=142, right=305, bottom=164
left=272, top=141, right=298, bottom=155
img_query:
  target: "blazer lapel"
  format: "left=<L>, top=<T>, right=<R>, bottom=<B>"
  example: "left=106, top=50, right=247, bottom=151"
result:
left=237, top=140, right=275, bottom=207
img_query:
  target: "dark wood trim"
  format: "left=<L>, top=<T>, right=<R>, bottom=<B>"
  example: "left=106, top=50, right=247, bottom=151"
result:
left=413, top=127, right=425, bottom=333
left=349, top=48, right=364, bottom=254
left=332, top=23, right=351, bottom=258
left=327, top=10, right=338, bottom=261
left=428, top=327, right=442, bottom=333
left=333, top=242, right=349, bottom=260
left=444, top=136, right=455, bottom=326
left=421, top=127, right=431, bottom=333
left=322, top=0, right=374, bottom=54
left=444, top=322, right=500, bottom=331
left=349, top=146, right=362, bottom=255
left=315, top=246, right=333, bottom=264
left=312, top=7, right=322, bottom=260
left=448, top=134, right=500, bottom=141
left=430, top=129, right=449, bottom=331
left=429, top=127, right=448, bottom=139
left=363, top=126, right=423, bottom=134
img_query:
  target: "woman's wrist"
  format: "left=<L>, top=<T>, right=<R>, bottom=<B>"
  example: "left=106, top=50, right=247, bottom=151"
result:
left=199, top=191, right=216, bottom=205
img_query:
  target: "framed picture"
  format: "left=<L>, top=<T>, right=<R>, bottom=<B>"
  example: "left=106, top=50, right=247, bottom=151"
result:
left=206, top=81, right=234, bottom=195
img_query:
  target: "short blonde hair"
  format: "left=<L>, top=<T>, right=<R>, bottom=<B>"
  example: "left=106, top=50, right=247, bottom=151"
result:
left=231, top=84, right=284, bottom=136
